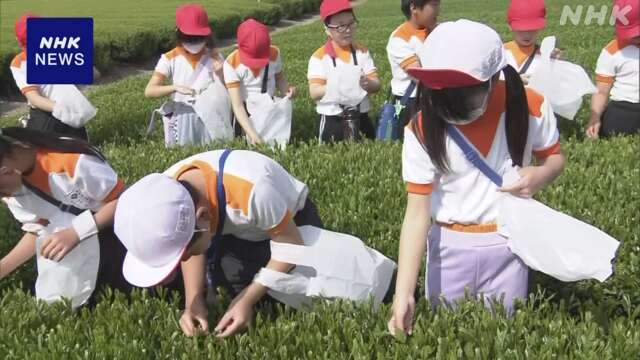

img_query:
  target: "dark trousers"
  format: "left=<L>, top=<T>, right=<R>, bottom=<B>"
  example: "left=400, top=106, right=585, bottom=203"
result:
left=319, top=113, right=375, bottom=143
left=213, top=198, right=323, bottom=297
left=88, top=227, right=133, bottom=305
left=601, top=100, right=640, bottom=138
left=27, top=108, right=88, bottom=140
left=393, top=95, right=418, bottom=140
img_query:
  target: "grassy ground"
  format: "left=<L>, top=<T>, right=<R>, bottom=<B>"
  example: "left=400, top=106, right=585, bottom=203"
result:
left=0, top=0, right=638, bottom=357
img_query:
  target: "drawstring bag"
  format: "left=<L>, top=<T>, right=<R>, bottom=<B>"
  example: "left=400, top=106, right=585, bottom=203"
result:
left=253, top=225, right=396, bottom=309
left=376, top=82, right=416, bottom=141
left=50, top=85, right=97, bottom=128
left=192, top=78, right=234, bottom=142
left=147, top=52, right=222, bottom=147
left=447, top=125, right=620, bottom=282
left=246, top=93, right=292, bottom=149
left=528, top=36, right=596, bottom=120
left=35, top=222, right=100, bottom=308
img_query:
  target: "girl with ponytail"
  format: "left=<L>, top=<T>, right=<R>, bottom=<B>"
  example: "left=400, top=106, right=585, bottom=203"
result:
left=388, top=20, right=565, bottom=336
left=0, top=127, right=131, bottom=307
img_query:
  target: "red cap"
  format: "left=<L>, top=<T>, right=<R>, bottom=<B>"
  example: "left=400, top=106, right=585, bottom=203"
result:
left=176, top=4, right=211, bottom=36
left=15, top=12, right=38, bottom=49
left=320, top=0, right=352, bottom=21
left=507, top=0, right=546, bottom=31
left=615, top=0, right=640, bottom=41
left=237, top=19, right=271, bottom=69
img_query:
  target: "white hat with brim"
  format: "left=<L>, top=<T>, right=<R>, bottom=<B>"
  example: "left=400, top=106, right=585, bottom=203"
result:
left=408, top=19, right=508, bottom=90
left=114, top=173, right=196, bottom=288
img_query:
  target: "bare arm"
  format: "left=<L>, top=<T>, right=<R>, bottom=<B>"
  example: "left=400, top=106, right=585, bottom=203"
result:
left=586, top=82, right=613, bottom=139
left=309, top=83, right=327, bottom=102
left=228, top=86, right=262, bottom=144
left=0, top=232, right=37, bottom=279
left=24, top=91, right=55, bottom=112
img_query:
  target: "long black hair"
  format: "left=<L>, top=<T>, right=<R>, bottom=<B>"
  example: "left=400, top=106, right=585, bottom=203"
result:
left=412, top=65, right=529, bottom=173
left=0, top=127, right=105, bottom=164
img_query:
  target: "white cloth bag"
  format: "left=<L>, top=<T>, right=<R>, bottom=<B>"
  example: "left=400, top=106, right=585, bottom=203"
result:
left=246, top=93, right=292, bottom=149
left=253, top=225, right=396, bottom=309
left=192, top=76, right=234, bottom=142
left=50, top=84, right=97, bottom=128
left=528, top=36, right=596, bottom=120
left=321, top=63, right=367, bottom=108
left=497, top=170, right=620, bottom=282
left=35, top=223, right=100, bottom=308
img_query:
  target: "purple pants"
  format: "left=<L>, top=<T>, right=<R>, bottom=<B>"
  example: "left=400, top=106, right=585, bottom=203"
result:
left=426, top=225, right=528, bottom=312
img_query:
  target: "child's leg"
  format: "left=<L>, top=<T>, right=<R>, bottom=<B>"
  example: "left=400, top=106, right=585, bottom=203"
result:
left=319, top=114, right=344, bottom=142
left=426, top=226, right=478, bottom=308
left=359, top=113, right=376, bottom=139
left=475, top=238, right=529, bottom=313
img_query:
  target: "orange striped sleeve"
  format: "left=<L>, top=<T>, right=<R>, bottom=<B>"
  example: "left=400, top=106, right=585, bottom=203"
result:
left=104, top=178, right=126, bottom=202
left=400, top=55, right=419, bottom=69
left=225, top=81, right=241, bottom=89
left=595, top=74, right=615, bottom=84
left=267, top=211, right=293, bottom=237
left=152, top=71, right=167, bottom=81
left=406, top=182, right=433, bottom=195
left=534, top=142, right=561, bottom=160
left=309, top=78, right=327, bottom=85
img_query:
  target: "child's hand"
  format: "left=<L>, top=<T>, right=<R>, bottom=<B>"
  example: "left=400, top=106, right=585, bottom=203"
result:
left=498, top=166, right=548, bottom=198
left=388, top=294, right=416, bottom=337
left=360, top=74, right=371, bottom=92
left=40, top=228, right=80, bottom=262
left=174, top=85, right=196, bottom=96
left=551, top=48, right=565, bottom=60
left=215, top=297, right=254, bottom=338
left=585, top=116, right=601, bottom=139
left=286, top=86, right=297, bottom=99
left=179, top=297, right=209, bottom=337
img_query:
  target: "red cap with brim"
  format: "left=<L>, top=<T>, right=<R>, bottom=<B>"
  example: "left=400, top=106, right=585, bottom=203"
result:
left=176, top=4, right=212, bottom=36
left=237, top=19, right=271, bottom=69
left=320, top=0, right=352, bottom=21
left=615, top=0, right=640, bottom=41
left=15, top=13, right=38, bottom=49
left=508, top=0, right=546, bottom=31
left=407, top=68, right=485, bottom=90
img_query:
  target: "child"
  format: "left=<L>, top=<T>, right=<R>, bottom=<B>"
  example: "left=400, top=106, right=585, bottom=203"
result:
left=387, top=20, right=565, bottom=336
left=386, top=0, right=440, bottom=133
left=504, top=0, right=562, bottom=85
left=145, top=4, right=227, bottom=146
left=10, top=13, right=89, bottom=140
left=308, top=0, right=381, bottom=142
left=223, top=19, right=295, bottom=145
left=113, top=150, right=323, bottom=337
left=0, top=127, right=131, bottom=306
left=586, top=0, right=639, bottom=138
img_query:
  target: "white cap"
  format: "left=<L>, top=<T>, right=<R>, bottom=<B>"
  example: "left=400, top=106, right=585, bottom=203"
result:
left=114, top=173, right=196, bottom=287
left=407, top=19, right=507, bottom=89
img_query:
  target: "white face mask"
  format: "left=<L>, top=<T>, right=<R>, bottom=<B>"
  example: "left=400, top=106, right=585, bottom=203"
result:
left=445, top=78, right=493, bottom=125
left=183, top=41, right=206, bottom=54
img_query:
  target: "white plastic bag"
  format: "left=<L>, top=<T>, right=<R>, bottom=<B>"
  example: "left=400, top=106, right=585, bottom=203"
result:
left=498, top=194, right=619, bottom=282
left=35, top=224, right=100, bottom=308
left=50, top=85, right=97, bottom=128
left=254, top=225, right=396, bottom=309
left=528, top=36, right=596, bottom=120
left=193, top=80, right=234, bottom=142
left=321, top=64, right=367, bottom=108
left=246, top=93, right=292, bottom=149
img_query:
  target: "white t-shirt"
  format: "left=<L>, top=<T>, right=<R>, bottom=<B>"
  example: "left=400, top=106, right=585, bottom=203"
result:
left=10, top=51, right=54, bottom=104
left=386, top=21, right=429, bottom=97
left=164, top=150, right=309, bottom=241
left=595, top=39, right=640, bottom=104
left=503, top=41, right=541, bottom=76
left=307, top=43, right=378, bottom=116
left=223, top=46, right=283, bottom=101
left=153, top=46, right=225, bottom=101
left=402, top=82, right=560, bottom=225
left=3, top=149, right=124, bottom=234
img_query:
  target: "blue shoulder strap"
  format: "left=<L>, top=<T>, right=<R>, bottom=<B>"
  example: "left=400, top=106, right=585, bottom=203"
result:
left=446, top=124, right=503, bottom=187
left=206, top=149, right=232, bottom=288
left=399, top=82, right=416, bottom=106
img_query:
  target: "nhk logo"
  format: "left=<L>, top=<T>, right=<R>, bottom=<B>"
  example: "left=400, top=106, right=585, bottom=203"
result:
left=27, top=18, right=94, bottom=84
